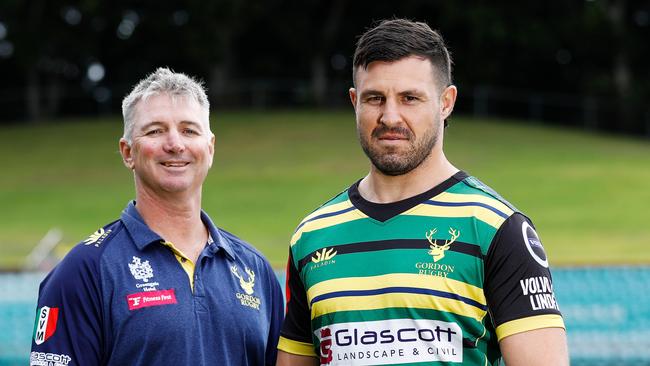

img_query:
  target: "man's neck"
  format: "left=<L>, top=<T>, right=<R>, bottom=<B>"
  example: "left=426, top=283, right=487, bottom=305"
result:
left=134, top=188, right=207, bottom=263
left=358, top=151, right=458, bottom=203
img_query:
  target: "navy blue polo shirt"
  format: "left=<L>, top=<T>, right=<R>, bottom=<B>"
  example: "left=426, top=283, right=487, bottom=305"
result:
left=31, top=201, right=284, bottom=366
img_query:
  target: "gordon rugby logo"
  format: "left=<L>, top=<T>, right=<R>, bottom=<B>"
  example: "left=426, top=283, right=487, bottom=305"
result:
left=231, top=265, right=261, bottom=310
left=33, top=306, right=59, bottom=345
left=426, top=227, right=460, bottom=262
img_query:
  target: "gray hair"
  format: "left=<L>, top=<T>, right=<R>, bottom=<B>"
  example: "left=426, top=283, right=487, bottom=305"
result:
left=121, top=67, right=210, bottom=143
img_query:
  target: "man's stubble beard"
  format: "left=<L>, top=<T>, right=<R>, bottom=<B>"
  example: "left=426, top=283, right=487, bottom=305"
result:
left=358, top=121, right=440, bottom=176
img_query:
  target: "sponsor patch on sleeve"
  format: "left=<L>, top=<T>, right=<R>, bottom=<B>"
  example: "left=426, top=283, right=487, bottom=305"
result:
left=521, top=221, right=548, bottom=268
left=33, top=306, right=59, bottom=345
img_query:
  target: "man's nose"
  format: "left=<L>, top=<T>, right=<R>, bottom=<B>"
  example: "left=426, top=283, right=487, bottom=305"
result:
left=163, top=130, right=185, bottom=153
left=379, top=98, right=402, bottom=126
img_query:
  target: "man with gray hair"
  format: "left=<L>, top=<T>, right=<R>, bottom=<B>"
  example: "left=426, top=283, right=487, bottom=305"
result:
left=31, top=67, right=284, bottom=365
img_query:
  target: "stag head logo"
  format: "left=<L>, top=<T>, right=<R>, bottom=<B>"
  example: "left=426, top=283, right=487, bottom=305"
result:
left=231, top=265, right=256, bottom=295
left=426, top=227, right=460, bottom=262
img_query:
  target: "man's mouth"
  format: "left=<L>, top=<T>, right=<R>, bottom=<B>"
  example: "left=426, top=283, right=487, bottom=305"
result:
left=161, top=161, right=189, bottom=167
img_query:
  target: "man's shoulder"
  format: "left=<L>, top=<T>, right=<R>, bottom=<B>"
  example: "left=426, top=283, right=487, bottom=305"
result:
left=60, top=219, right=125, bottom=268
left=294, top=186, right=351, bottom=230
left=449, top=174, right=519, bottom=214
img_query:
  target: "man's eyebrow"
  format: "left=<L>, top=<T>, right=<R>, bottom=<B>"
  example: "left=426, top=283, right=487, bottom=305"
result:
left=398, top=89, right=426, bottom=96
left=359, top=89, right=384, bottom=98
left=139, top=121, right=165, bottom=131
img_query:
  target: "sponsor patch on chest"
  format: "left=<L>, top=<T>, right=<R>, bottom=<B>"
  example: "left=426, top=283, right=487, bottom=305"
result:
left=127, top=289, right=177, bottom=310
left=315, top=318, right=463, bottom=365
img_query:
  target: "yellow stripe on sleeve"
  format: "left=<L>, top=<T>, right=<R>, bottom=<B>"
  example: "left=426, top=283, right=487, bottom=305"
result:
left=435, top=192, right=515, bottom=217
left=277, top=336, right=316, bottom=357
left=496, top=314, right=566, bottom=341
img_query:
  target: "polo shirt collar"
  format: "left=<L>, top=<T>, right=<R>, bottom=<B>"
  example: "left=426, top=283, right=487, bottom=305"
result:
left=120, top=201, right=235, bottom=260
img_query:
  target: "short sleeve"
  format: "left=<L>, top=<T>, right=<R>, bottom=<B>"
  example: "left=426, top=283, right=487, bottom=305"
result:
left=264, top=259, right=285, bottom=366
left=484, top=213, right=565, bottom=341
left=30, top=245, right=103, bottom=365
left=278, top=249, right=316, bottom=357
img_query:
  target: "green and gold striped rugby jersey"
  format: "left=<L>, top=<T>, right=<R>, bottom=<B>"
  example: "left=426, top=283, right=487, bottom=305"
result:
left=279, top=171, right=564, bottom=365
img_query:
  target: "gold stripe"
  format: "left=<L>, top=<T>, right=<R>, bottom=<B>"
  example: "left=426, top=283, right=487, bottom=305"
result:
left=301, top=200, right=354, bottom=224
left=291, top=209, right=366, bottom=246
left=496, top=314, right=565, bottom=341
left=162, top=241, right=195, bottom=290
left=277, top=336, right=316, bottom=356
left=307, top=273, right=485, bottom=309
left=312, top=292, right=486, bottom=321
left=435, top=192, right=514, bottom=216
left=407, top=204, right=508, bottom=229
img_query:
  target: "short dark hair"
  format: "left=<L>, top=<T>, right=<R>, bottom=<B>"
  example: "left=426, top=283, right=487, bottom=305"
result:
left=353, top=18, right=453, bottom=90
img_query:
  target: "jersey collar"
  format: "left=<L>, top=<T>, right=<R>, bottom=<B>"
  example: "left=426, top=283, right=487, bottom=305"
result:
left=120, top=201, right=235, bottom=260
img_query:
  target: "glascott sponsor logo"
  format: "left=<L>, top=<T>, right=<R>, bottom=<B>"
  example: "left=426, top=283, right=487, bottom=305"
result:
left=34, top=306, right=59, bottom=345
left=30, top=351, right=71, bottom=366
left=127, top=289, right=177, bottom=311
left=520, top=276, right=559, bottom=311
left=315, top=319, right=463, bottom=365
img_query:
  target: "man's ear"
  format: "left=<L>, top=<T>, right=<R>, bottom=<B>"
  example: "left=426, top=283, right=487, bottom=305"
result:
left=440, top=85, right=457, bottom=121
left=208, top=133, right=215, bottom=168
left=119, top=138, right=135, bottom=170
left=349, top=87, right=358, bottom=111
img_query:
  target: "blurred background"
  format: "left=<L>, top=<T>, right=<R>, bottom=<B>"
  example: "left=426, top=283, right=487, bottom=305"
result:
left=1, top=1, right=649, bottom=365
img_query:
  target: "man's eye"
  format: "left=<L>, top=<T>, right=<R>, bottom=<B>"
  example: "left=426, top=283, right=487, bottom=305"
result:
left=145, top=129, right=163, bottom=135
left=366, top=96, right=383, bottom=103
left=404, top=96, right=418, bottom=102
left=183, top=129, right=199, bottom=135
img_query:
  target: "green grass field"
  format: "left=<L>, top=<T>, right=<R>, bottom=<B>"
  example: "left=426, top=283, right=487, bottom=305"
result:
left=2, top=110, right=649, bottom=268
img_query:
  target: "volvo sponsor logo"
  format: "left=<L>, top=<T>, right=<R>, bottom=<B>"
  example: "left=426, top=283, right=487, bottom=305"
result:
left=315, top=319, right=462, bottom=364
left=520, top=276, right=560, bottom=311
left=521, top=221, right=548, bottom=268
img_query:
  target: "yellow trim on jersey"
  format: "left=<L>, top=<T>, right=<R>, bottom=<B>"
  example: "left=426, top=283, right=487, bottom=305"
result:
left=301, top=200, right=355, bottom=225
left=277, top=336, right=316, bottom=357
left=312, top=291, right=487, bottom=322
left=435, top=192, right=515, bottom=217
left=307, top=273, right=486, bottom=311
left=291, top=208, right=367, bottom=246
left=162, top=241, right=195, bottom=290
left=496, top=314, right=565, bottom=341
left=407, top=203, right=509, bottom=229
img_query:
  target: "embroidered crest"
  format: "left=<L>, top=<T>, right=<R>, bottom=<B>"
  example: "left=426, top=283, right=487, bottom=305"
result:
left=128, top=256, right=154, bottom=282
left=231, top=265, right=255, bottom=295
